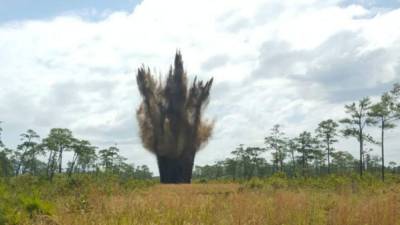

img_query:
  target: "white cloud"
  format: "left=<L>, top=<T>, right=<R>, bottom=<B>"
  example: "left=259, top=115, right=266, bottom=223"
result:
left=0, top=0, right=400, bottom=173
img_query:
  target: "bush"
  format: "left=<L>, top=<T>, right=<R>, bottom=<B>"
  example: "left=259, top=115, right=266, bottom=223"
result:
left=0, top=179, right=54, bottom=224
left=245, top=177, right=265, bottom=189
left=21, top=196, right=53, bottom=218
left=267, top=172, right=288, bottom=189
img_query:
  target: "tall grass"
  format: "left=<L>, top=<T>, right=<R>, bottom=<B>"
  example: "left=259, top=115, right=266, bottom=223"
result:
left=1, top=174, right=400, bottom=225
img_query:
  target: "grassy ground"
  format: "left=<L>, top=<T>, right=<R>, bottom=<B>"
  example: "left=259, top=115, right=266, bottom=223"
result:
left=1, top=175, right=400, bottom=225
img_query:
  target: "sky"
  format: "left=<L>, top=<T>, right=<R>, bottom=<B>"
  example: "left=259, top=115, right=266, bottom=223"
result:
left=0, top=0, right=399, bottom=174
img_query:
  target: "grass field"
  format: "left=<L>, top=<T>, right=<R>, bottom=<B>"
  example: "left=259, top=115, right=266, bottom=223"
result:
left=1, top=175, right=400, bottom=225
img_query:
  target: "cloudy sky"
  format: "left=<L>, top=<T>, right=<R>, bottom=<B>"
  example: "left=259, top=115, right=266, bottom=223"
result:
left=0, top=0, right=399, bottom=173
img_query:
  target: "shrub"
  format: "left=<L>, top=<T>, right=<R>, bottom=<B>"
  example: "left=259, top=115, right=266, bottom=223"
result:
left=21, top=196, right=53, bottom=218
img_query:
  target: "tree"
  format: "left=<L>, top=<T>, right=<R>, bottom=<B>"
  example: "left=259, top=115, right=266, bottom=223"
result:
left=119, top=163, right=153, bottom=179
left=340, top=97, right=375, bottom=177
left=75, top=142, right=97, bottom=173
left=388, top=161, right=397, bottom=174
left=0, top=148, right=14, bottom=177
left=99, top=146, right=120, bottom=172
left=16, top=130, right=42, bottom=175
left=0, top=121, right=3, bottom=148
left=134, top=165, right=153, bottom=179
left=136, top=52, right=214, bottom=183
left=42, top=128, right=74, bottom=180
left=315, top=119, right=339, bottom=174
left=113, top=154, right=128, bottom=174
left=331, top=150, right=355, bottom=174
left=295, top=131, right=316, bottom=176
left=264, top=124, right=286, bottom=172
left=368, top=93, right=400, bottom=181
left=14, top=145, right=26, bottom=176
left=0, top=122, right=11, bottom=177
left=68, top=139, right=96, bottom=176
left=223, top=158, right=239, bottom=180
left=0, top=123, right=14, bottom=177
left=231, top=144, right=264, bottom=179
left=390, top=83, right=400, bottom=101
left=286, top=138, right=298, bottom=176
left=312, top=147, right=325, bottom=176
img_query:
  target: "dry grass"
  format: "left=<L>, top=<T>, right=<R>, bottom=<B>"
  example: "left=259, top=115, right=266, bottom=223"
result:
left=44, top=183, right=400, bottom=225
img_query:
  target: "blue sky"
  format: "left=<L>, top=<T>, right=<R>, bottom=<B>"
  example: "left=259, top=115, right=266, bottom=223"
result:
left=1, top=0, right=398, bottom=24
left=0, top=0, right=142, bottom=23
left=341, top=0, right=400, bottom=8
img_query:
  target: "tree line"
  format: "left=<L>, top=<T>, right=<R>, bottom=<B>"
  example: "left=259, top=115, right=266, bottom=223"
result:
left=1, top=83, right=399, bottom=182
left=0, top=127, right=152, bottom=180
left=194, top=83, right=400, bottom=181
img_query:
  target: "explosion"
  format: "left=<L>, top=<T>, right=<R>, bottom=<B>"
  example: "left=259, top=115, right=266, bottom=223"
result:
left=136, top=51, right=214, bottom=183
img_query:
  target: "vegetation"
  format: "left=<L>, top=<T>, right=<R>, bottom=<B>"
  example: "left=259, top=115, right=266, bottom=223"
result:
left=194, top=83, right=400, bottom=181
left=368, top=92, right=400, bottom=181
left=316, top=119, right=339, bottom=174
left=340, top=97, right=375, bottom=177
left=0, top=127, right=153, bottom=180
left=0, top=175, right=399, bottom=224
left=0, top=174, right=156, bottom=225
left=1, top=51, right=400, bottom=223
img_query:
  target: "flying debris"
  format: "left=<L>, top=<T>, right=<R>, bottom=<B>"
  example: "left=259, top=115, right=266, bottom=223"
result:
left=136, top=51, right=214, bottom=183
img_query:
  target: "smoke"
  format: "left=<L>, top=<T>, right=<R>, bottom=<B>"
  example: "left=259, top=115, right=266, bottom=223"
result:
left=136, top=51, right=214, bottom=159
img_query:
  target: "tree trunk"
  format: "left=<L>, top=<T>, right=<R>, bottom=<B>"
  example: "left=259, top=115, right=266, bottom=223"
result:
left=16, top=151, right=27, bottom=176
left=48, top=152, right=57, bottom=181
left=359, top=127, right=363, bottom=177
left=291, top=150, right=296, bottom=177
left=15, top=162, right=21, bottom=176
left=68, top=153, right=78, bottom=177
left=58, top=148, right=63, bottom=173
left=32, top=153, right=36, bottom=176
left=46, top=151, right=53, bottom=178
left=327, top=140, right=331, bottom=174
left=381, top=120, right=385, bottom=182
left=302, top=151, right=306, bottom=177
